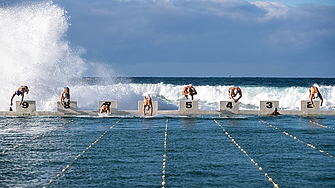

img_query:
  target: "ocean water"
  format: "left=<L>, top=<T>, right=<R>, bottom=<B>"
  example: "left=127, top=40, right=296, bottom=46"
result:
left=1, top=2, right=335, bottom=188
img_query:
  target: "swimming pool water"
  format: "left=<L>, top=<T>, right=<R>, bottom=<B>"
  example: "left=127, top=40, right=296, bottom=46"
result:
left=0, top=115, right=334, bottom=188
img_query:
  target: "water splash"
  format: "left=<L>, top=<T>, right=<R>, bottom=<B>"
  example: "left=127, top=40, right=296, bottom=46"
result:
left=0, top=1, right=86, bottom=111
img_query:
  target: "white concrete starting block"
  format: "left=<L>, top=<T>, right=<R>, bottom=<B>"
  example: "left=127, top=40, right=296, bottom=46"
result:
left=219, top=101, right=239, bottom=114
left=260, top=101, right=279, bottom=115
left=57, top=101, right=77, bottom=114
left=138, top=101, right=158, bottom=116
left=179, top=101, right=199, bottom=115
left=16, top=100, right=36, bottom=113
left=301, top=100, right=320, bottom=114
left=98, top=101, right=118, bottom=113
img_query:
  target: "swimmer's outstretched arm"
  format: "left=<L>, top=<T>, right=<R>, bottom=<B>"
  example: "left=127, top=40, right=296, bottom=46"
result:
left=319, top=93, right=323, bottom=106
left=309, top=96, right=315, bottom=107
left=19, top=94, right=24, bottom=106
left=10, top=92, right=16, bottom=106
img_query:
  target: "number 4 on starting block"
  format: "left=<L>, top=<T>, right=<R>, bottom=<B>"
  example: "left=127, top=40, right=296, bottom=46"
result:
left=220, top=101, right=239, bottom=113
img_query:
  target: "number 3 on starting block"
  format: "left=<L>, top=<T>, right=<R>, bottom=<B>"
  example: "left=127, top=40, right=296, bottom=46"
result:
left=260, top=101, right=279, bottom=114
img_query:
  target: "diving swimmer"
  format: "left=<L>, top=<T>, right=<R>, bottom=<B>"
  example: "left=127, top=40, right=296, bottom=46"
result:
left=10, top=86, right=29, bottom=108
left=100, top=102, right=111, bottom=114
left=182, top=86, right=197, bottom=100
left=60, top=87, right=70, bottom=105
left=309, top=86, right=323, bottom=107
left=143, top=94, right=153, bottom=116
left=228, top=87, right=242, bottom=103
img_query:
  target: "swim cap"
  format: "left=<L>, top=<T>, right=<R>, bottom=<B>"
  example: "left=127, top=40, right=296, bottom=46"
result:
left=274, top=108, right=278, bottom=110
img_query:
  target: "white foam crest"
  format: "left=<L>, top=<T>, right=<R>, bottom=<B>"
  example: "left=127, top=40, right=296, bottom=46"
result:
left=116, top=83, right=335, bottom=111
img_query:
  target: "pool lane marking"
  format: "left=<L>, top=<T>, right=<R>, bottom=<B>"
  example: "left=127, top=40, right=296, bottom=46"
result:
left=162, top=119, right=168, bottom=188
left=260, top=120, right=335, bottom=160
left=1, top=119, right=75, bottom=154
left=309, top=120, right=335, bottom=131
left=213, top=119, right=279, bottom=188
left=43, top=119, right=122, bottom=188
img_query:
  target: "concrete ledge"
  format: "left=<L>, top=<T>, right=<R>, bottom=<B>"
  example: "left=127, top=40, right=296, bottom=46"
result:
left=1, top=99, right=334, bottom=116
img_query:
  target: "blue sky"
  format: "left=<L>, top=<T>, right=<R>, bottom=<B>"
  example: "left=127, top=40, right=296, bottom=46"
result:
left=3, top=0, right=335, bottom=77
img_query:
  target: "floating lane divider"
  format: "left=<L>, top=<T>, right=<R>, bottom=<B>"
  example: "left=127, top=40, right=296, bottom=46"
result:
left=260, top=120, right=335, bottom=160
left=2, top=119, right=74, bottom=154
left=213, top=119, right=279, bottom=188
left=309, top=120, right=335, bottom=131
left=162, top=119, right=168, bottom=188
left=43, top=119, right=122, bottom=188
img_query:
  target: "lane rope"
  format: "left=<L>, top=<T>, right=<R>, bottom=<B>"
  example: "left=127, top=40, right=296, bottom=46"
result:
left=43, top=119, right=122, bottom=188
left=162, top=119, right=168, bottom=188
left=260, top=120, right=335, bottom=160
left=309, top=120, right=335, bottom=131
left=214, top=119, right=279, bottom=188
left=2, top=119, right=74, bottom=154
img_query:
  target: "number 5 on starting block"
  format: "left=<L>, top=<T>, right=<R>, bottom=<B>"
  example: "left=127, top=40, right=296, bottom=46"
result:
left=179, top=101, right=199, bottom=115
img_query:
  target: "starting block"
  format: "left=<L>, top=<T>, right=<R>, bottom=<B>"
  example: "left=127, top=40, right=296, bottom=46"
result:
left=16, top=100, right=36, bottom=113
left=57, top=101, right=77, bottom=114
left=98, top=101, right=118, bottom=113
left=260, top=101, right=279, bottom=114
left=301, top=100, right=320, bottom=114
left=179, top=101, right=199, bottom=115
left=138, top=101, right=158, bottom=116
left=219, top=101, right=239, bottom=114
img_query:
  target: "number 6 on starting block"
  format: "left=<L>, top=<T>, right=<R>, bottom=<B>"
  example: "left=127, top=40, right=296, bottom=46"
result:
left=98, top=101, right=118, bottom=113
left=260, top=101, right=279, bottom=114
left=220, top=101, right=239, bottom=113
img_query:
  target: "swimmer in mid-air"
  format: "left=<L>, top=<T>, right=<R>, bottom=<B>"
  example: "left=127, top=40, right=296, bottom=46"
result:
left=228, top=87, right=242, bottom=103
left=182, top=86, right=197, bottom=100
left=60, top=87, right=70, bottom=106
left=100, top=102, right=111, bottom=114
left=10, top=86, right=29, bottom=108
left=309, top=86, right=323, bottom=107
left=143, top=94, right=153, bottom=116
left=270, top=107, right=280, bottom=116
